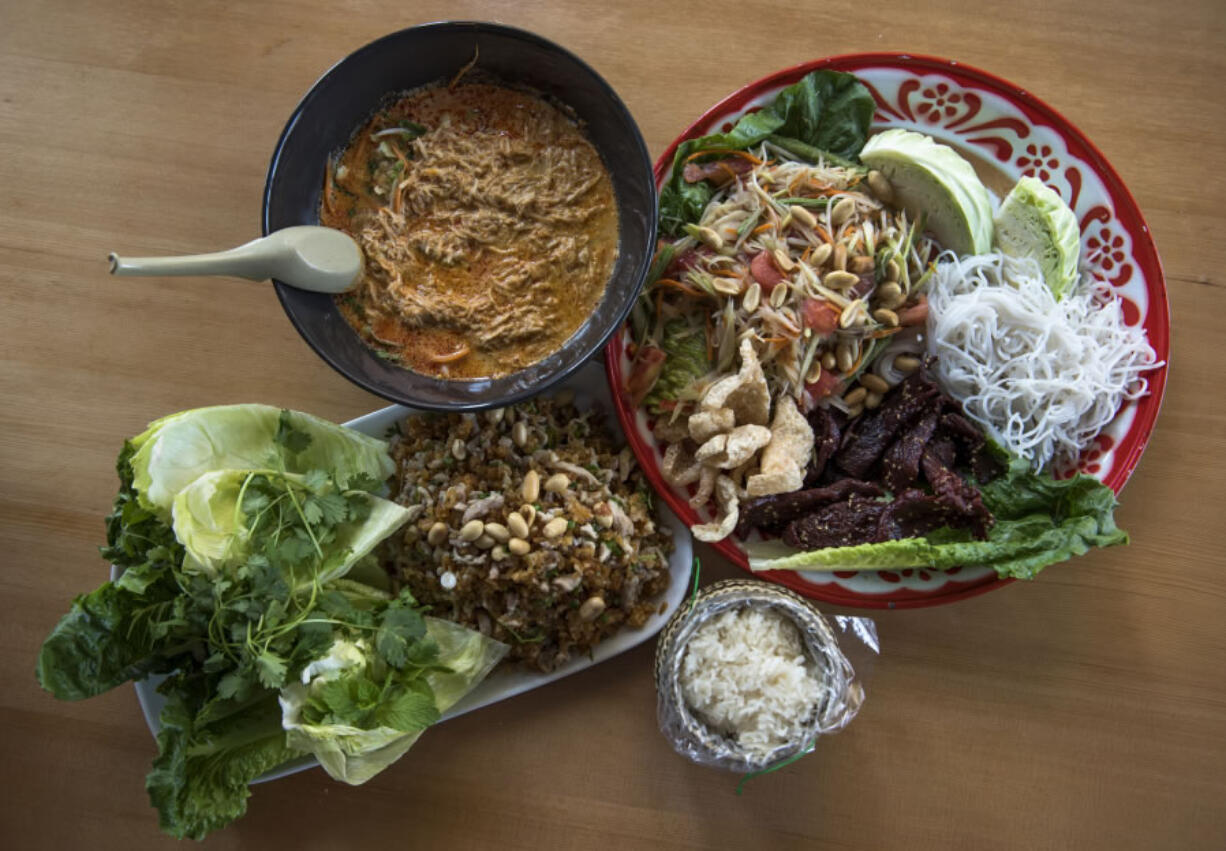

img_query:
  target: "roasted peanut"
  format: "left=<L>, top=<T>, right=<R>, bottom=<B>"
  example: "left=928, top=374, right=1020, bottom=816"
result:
left=459, top=519, right=485, bottom=542
left=427, top=522, right=448, bottom=547
left=506, top=512, right=530, bottom=539
left=859, top=373, right=891, bottom=395
left=867, top=169, right=894, bottom=203
left=830, top=197, right=857, bottom=226
left=521, top=469, right=541, bottom=502
left=824, top=270, right=858, bottom=289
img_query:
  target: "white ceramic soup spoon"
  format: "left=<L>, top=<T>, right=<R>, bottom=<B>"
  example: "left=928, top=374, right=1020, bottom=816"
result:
left=108, top=226, right=363, bottom=294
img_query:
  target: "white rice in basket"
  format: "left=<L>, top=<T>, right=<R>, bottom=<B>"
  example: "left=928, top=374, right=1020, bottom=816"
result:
left=679, top=607, right=823, bottom=758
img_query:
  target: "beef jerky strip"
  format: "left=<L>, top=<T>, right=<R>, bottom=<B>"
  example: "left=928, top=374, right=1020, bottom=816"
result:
left=736, top=478, right=883, bottom=537
left=835, top=369, right=941, bottom=478
left=920, top=448, right=993, bottom=539
left=783, top=496, right=888, bottom=550
left=804, top=405, right=844, bottom=486
left=938, top=410, right=1001, bottom=483
left=881, top=409, right=939, bottom=495
left=877, top=488, right=985, bottom=541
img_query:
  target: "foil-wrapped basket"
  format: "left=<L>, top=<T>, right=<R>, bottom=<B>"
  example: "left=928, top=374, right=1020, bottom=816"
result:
left=654, top=579, right=876, bottom=773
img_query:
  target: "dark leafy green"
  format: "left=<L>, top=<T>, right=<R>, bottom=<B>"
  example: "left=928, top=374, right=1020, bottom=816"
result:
left=35, top=575, right=181, bottom=701
left=146, top=681, right=303, bottom=841
left=37, top=443, right=189, bottom=701
left=644, top=319, right=711, bottom=410
left=658, top=70, right=876, bottom=235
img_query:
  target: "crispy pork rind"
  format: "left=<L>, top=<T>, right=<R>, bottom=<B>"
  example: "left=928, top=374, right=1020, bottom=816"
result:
left=691, top=475, right=740, bottom=542
left=721, top=425, right=773, bottom=469
left=662, top=442, right=703, bottom=488
left=688, top=408, right=735, bottom=443
left=694, top=433, right=729, bottom=466
left=688, top=466, right=719, bottom=508
left=701, top=340, right=770, bottom=426
left=653, top=414, right=692, bottom=445
left=746, top=397, right=814, bottom=498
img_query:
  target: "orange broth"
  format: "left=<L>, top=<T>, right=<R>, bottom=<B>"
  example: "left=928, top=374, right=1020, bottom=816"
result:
left=320, top=81, right=618, bottom=379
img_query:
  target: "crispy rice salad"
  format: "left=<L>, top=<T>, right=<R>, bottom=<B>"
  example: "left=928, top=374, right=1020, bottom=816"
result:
left=381, top=395, right=674, bottom=672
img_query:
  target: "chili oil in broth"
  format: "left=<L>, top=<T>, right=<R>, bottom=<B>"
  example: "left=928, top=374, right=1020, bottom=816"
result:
left=321, top=80, right=619, bottom=380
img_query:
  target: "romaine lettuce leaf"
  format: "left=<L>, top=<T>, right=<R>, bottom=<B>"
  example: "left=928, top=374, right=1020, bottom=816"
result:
left=36, top=573, right=180, bottom=701
left=146, top=683, right=304, bottom=841
left=37, top=470, right=187, bottom=702
left=129, top=405, right=394, bottom=517
left=659, top=70, right=875, bottom=235
left=748, top=463, right=1128, bottom=578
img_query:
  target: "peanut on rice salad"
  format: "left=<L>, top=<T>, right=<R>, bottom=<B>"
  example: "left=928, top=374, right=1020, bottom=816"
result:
left=381, top=394, right=674, bottom=672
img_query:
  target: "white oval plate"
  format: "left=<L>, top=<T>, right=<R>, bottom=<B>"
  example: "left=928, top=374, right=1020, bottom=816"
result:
left=128, top=361, right=693, bottom=781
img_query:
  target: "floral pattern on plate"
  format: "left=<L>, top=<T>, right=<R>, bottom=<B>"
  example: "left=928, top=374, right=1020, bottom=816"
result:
left=606, top=54, right=1168, bottom=608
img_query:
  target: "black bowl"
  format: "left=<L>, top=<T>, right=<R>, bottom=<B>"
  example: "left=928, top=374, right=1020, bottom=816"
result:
left=262, top=21, right=656, bottom=411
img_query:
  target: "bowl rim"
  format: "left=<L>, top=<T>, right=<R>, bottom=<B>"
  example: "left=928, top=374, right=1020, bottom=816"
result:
left=604, top=51, right=1170, bottom=609
left=261, top=20, right=658, bottom=412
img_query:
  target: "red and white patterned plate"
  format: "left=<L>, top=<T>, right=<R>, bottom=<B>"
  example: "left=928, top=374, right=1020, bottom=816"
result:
left=605, top=53, right=1169, bottom=609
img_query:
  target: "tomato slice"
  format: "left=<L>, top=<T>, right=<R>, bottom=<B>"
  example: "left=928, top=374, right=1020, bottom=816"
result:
left=800, top=298, right=840, bottom=335
left=750, top=250, right=784, bottom=291
left=805, top=369, right=842, bottom=400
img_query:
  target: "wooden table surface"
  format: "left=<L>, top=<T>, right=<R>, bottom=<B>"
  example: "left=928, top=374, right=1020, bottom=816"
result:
left=3, top=1, right=1224, bottom=847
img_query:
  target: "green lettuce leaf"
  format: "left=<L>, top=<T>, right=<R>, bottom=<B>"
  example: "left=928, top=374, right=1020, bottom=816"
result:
left=644, top=320, right=710, bottom=410
left=171, top=469, right=410, bottom=583
left=36, top=574, right=180, bottom=701
left=658, top=70, right=875, bottom=235
left=146, top=681, right=304, bottom=841
left=279, top=616, right=506, bottom=785
left=37, top=477, right=188, bottom=702
left=103, top=441, right=186, bottom=570
left=129, top=405, right=394, bottom=518
left=748, top=462, right=1127, bottom=579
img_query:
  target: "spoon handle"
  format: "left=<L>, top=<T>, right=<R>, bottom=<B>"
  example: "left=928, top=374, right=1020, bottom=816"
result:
left=108, top=239, right=278, bottom=282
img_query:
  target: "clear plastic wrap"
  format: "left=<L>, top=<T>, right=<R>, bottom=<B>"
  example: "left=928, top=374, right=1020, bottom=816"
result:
left=654, top=579, right=877, bottom=773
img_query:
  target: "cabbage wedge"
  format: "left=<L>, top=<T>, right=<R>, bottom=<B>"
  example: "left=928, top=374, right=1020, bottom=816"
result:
left=130, top=404, right=394, bottom=517
left=171, top=468, right=410, bottom=583
left=279, top=618, right=507, bottom=785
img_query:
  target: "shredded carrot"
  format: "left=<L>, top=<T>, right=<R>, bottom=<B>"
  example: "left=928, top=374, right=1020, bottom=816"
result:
left=846, top=347, right=867, bottom=375
left=870, top=327, right=905, bottom=340
left=429, top=344, right=470, bottom=364
left=760, top=335, right=790, bottom=346
left=682, top=148, right=763, bottom=166
left=800, top=246, right=812, bottom=263
left=815, top=225, right=833, bottom=244
left=752, top=222, right=773, bottom=236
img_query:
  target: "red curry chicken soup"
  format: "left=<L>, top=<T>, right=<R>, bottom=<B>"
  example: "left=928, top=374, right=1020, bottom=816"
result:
left=321, top=78, right=619, bottom=380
